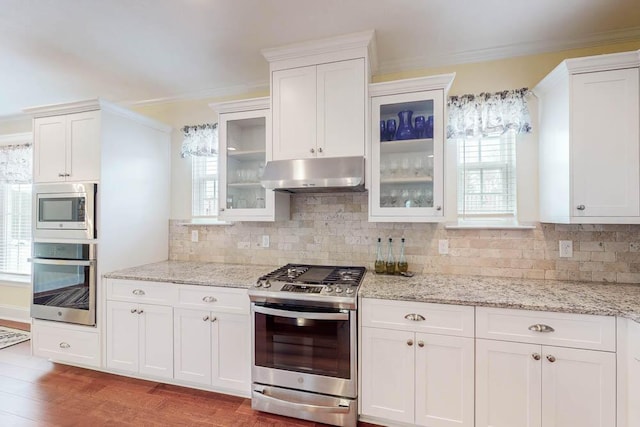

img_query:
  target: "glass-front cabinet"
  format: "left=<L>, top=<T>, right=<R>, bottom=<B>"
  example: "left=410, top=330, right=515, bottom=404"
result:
left=214, top=97, right=289, bottom=221
left=369, top=75, right=454, bottom=222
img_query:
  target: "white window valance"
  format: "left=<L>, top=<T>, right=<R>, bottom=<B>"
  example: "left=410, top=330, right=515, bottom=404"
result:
left=0, top=144, right=32, bottom=184
left=181, top=123, right=218, bottom=158
left=447, top=88, right=532, bottom=139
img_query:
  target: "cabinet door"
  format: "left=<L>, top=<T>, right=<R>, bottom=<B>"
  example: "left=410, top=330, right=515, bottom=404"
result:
left=541, top=346, right=615, bottom=427
left=627, top=320, right=640, bottom=427
left=66, top=110, right=101, bottom=182
left=414, top=334, right=474, bottom=427
left=211, top=313, right=251, bottom=394
left=370, top=90, right=445, bottom=222
left=571, top=68, right=640, bottom=218
left=476, top=339, right=542, bottom=427
left=219, top=108, right=276, bottom=221
left=34, top=115, right=67, bottom=182
left=174, top=308, right=212, bottom=385
left=106, top=300, right=139, bottom=373
left=316, top=58, right=365, bottom=158
left=138, top=303, right=173, bottom=379
left=361, top=327, right=415, bottom=424
left=272, top=65, right=317, bottom=160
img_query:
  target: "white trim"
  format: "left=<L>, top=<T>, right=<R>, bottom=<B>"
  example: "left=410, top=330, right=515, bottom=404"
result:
left=0, top=304, right=30, bottom=323
left=0, top=132, right=32, bottom=146
left=210, top=97, right=270, bottom=114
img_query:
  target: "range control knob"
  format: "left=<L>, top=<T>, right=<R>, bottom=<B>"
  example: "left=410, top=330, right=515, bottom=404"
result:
left=263, top=280, right=271, bottom=289
left=345, top=288, right=355, bottom=295
left=335, top=286, right=343, bottom=294
left=255, top=280, right=263, bottom=287
left=323, top=286, right=334, bottom=293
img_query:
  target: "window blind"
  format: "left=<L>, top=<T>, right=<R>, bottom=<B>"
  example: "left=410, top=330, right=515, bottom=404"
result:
left=457, top=130, right=517, bottom=218
left=192, top=156, right=218, bottom=218
left=0, top=183, right=32, bottom=275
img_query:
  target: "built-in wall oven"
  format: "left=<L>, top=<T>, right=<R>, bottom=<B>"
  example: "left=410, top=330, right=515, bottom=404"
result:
left=30, top=242, right=97, bottom=326
left=249, top=264, right=365, bottom=427
left=33, top=182, right=96, bottom=240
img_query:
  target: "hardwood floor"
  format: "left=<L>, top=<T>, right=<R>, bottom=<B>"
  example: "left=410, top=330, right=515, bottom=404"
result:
left=0, top=320, right=378, bottom=427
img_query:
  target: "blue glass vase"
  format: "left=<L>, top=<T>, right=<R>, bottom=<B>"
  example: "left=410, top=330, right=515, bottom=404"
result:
left=386, top=119, right=397, bottom=141
left=396, top=110, right=416, bottom=140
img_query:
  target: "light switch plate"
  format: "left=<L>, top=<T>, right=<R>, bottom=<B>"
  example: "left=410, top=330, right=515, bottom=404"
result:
left=438, top=239, right=449, bottom=255
left=261, top=235, right=270, bottom=248
left=191, top=230, right=198, bottom=242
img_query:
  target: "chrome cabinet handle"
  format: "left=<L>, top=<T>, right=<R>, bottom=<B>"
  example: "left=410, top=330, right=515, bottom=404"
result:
left=138, top=309, right=144, bottom=314
left=436, top=206, right=442, bottom=211
left=132, top=289, right=146, bottom=296
left=130, top=308, right=137, bottom=314
left=407, top=339, right=414, bottom=346
left=318, top=147, right=323, bottom=153
left=532, top=353, right=541, bottom=361
left=404, top=313, right=426, bottom=321
left=528, top=324, right=555, bottom=333
left=546, top=355, right=556, bottom=363
left=203, top=315, right=210, bottom=322
left=220, top=208, right=225, bottom=212
left=59, top=342, right=70, bottom=349
left=202, top=296, right=217, bottom=303
left=65, top=173, right=70, bottom=177
left=310, top=148, right=315, bottom=154
left=58, top=173, right=65, bottom=177
left=210, top=316, right=217, bottom=323
left=418, top=341, right=424, bottom=348
left=577, top=205, right=586, bottom=211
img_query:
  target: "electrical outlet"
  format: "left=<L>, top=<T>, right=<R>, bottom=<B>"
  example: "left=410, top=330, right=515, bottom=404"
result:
left=261, top=235, right=270, bottom=248
left=191, top=230, right=199, bottom=242
left=559, top=240, right=573, bottom=258
left=438, top=239, right=449, bottom=255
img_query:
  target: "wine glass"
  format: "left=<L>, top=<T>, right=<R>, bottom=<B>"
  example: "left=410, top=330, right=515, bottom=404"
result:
left=388, top=159, right=399, bottom=177
left=401, top=157, right=411, bottom=178
left=413, top=157, right=423, bottom=177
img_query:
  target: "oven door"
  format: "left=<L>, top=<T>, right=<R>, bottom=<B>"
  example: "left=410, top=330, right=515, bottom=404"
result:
left=251, top=303, right=356, bottom=398
left=31, top=257, right=96, bottom=326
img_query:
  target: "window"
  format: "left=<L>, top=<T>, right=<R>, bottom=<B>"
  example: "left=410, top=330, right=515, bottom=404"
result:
left=0, top=139, right=32, bottom=278
left=457, top=130, right=517, bottom=219
left=191, top=155, right=218, bottom=218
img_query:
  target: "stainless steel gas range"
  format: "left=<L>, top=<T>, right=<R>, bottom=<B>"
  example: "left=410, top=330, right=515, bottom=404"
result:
left=248, top=264, right=366, bottom=427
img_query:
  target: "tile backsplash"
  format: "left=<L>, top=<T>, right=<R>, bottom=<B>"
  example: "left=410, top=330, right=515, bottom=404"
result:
left=170, top=193, right=640, bottom=284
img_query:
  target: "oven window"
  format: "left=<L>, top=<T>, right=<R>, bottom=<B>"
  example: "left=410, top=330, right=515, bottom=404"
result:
left=254, top=310, right=351, bottom=379
left=32, top=263, right=91, bottom=310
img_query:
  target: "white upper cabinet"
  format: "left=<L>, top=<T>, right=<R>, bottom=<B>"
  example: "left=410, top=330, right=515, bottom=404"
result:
left=33, top=110, right=101, bottom=183
left=264, top=31, right=374, bottom=161
left=369, top=74, right=454, bottom=222
left=212, top=97, right=289, bottom=222
left=535, top=50, right=640, bottom=223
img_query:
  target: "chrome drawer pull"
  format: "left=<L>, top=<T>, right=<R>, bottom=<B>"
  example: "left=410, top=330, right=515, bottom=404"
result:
left=130, top=308, right=137, bottom=314
left=210, top=316, right=217, bottom=323
left=532, top=353, right=541, bottom=361
left=132, top=289, right=146, bottom=296
left=59, top=342, right=70, bottom=349
left=407, top=339, right=414, bottom=346
left=404, top=313, right=426, bottom=321
left=546, top=354, right=556, bottom=363
left=528, top=324, right=555, bottom=333
left=202, top=296, right=217, bottom=303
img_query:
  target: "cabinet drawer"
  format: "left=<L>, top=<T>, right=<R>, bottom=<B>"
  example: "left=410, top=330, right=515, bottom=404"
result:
left=32, top=322, right=100, bottom=367
left=107, top=279, right=178, bottom=305
left=176, top=285, right=249, bottom=314
left=361, top=298, right=475, bottom=337
left=476, top=307, right=616, bottom=351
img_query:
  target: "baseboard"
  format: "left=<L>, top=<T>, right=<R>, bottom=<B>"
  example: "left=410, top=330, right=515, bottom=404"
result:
left=0, top=304, right=30, bottom=323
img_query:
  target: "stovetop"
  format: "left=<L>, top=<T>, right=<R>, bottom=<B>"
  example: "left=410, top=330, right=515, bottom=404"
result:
left=248, top=264, right=366, bottom=309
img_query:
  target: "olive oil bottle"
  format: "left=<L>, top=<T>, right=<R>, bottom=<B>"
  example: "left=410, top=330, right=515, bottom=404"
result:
left=397, top=238, right=408, bottom=273
left=385, top=237, right=396, bottom=274
left=374, top=238, right=386, bottom=274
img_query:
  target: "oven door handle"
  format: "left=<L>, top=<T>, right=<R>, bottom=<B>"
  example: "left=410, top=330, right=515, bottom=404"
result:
left=252, top=305, right=349, bottom=321
left=29, top=258, right=95, bottom=267
left=253, top=387, right=350, bottom=414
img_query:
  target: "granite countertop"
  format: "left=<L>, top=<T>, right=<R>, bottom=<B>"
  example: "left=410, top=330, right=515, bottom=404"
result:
left=360, top=272, right=640, bottom=322
left=105, top=261, right=640, bottom=322
left=103, top=261, right=278, bottom=289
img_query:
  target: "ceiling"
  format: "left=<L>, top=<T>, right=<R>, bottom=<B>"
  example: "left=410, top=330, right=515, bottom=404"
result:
left=2, top=0, right=640, bottom=119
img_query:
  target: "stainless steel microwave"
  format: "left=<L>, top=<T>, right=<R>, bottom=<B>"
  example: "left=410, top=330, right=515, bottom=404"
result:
left=33, top=183, right=96, bottom=240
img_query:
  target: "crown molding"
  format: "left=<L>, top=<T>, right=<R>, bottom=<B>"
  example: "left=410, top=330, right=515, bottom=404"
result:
left=376, top=26, right=640, bottom=75
left=369, top=73, right=456, bottom=97
left=210, top=97, right=270, bottom=114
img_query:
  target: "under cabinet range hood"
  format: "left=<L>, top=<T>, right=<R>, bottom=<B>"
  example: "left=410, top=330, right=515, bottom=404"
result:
left=260, top=156, right=365, bottom=193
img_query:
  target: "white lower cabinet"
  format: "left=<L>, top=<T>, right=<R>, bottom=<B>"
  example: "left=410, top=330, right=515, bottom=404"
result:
left=31, top=319, right=100, bottom=368
left=106, top=300, right=173, bottom=379
left=174, top=308, right=251, bottom=394
left=476, top=307, right=617, bottom=427
left=360, top=299, right=475, bottom=426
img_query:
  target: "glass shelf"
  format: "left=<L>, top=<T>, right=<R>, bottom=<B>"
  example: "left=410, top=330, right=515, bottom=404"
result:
left=380, top=176, right=433, bottom=185
left=227, top=150, right=266, bottom=161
